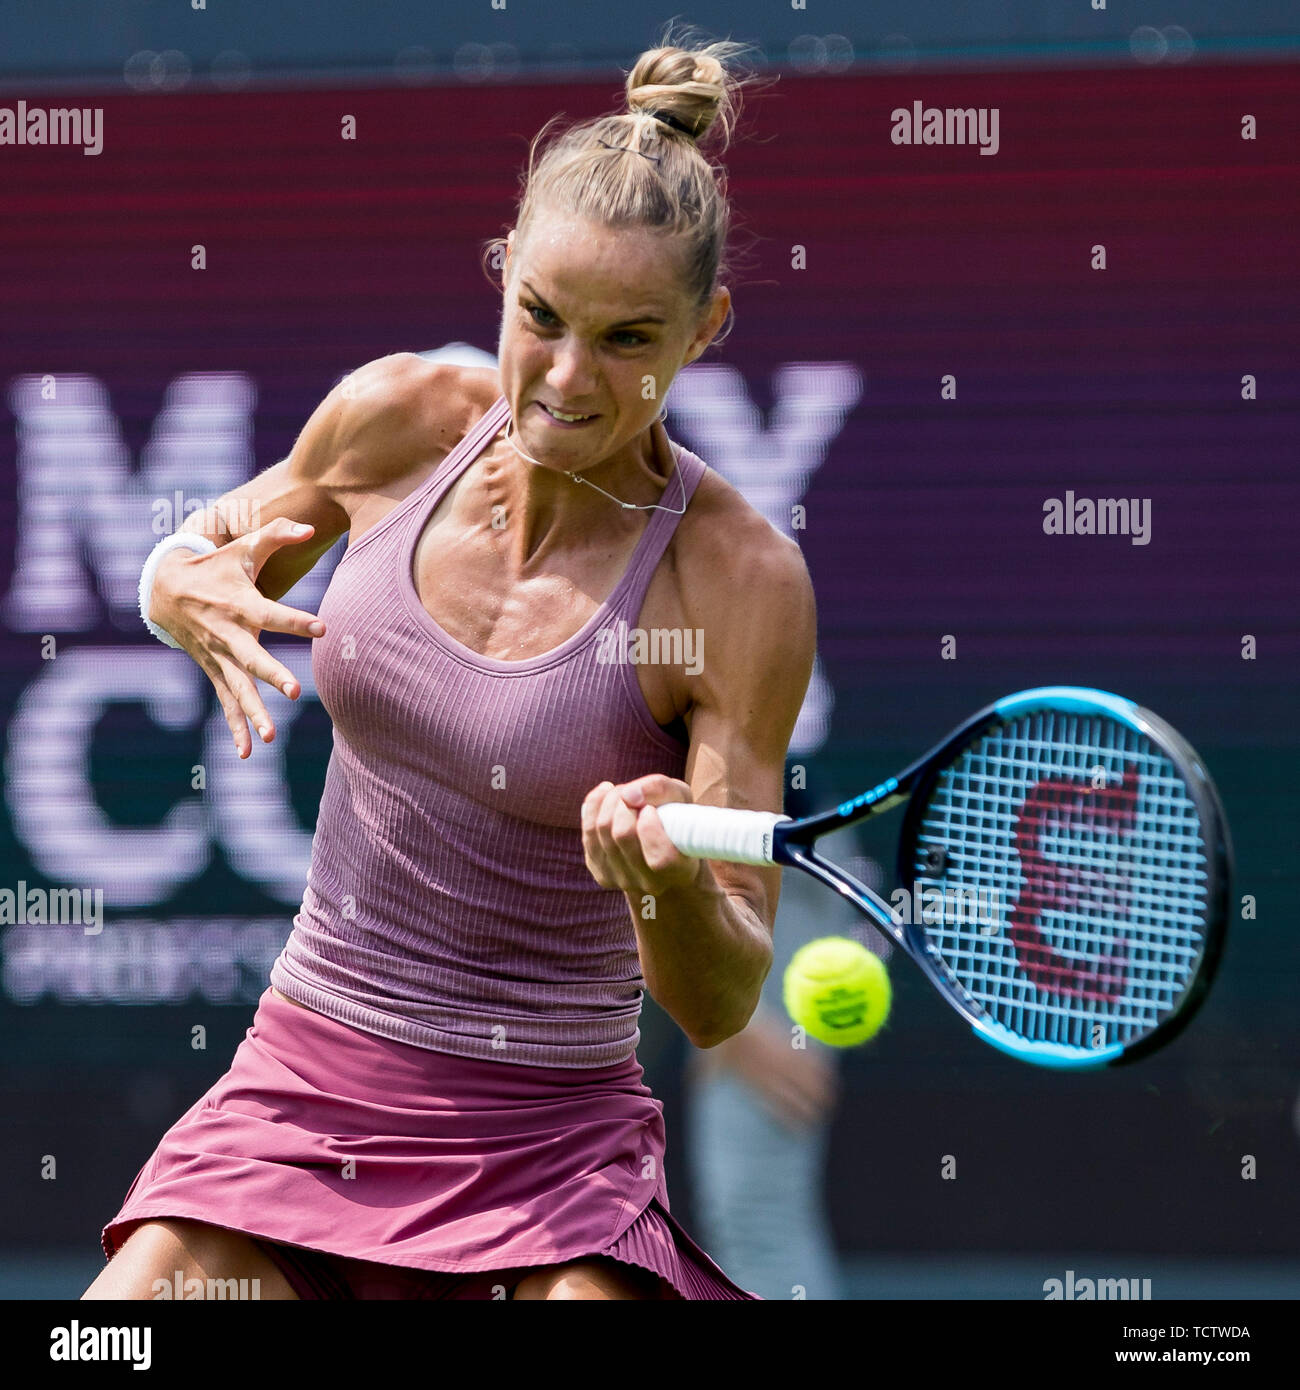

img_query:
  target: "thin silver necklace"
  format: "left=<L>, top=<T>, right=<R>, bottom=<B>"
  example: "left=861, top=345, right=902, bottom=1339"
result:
left=503, top=406, right=687, bottom=515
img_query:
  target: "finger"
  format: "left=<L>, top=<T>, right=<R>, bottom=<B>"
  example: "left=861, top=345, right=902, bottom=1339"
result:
left=588, top=786, right=631, bottom=888
left=221, top=627, right=305, bottom=700
left=198, top=656, right=253, bottom=759
left=242, top=595, right=326, bottom=641
left=625, top=774, right=690, bottom=808
left=635, top=804, right=689, bottom=875
left=637, top=804, right=703, bottom=891
left=581, top=782, right=614, bottom=836
left=619, top=780, right=648, bottom=810
left=581, top=783, right=617, bottom=885
left=590, top=785, right=643, bottom=892
left=602, top=791, right=648, bottom=886
left=214, top=654, right=276, bottom=745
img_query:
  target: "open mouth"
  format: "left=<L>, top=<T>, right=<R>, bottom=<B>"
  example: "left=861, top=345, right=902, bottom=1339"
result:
left=537, top=401, right=599, bottom=424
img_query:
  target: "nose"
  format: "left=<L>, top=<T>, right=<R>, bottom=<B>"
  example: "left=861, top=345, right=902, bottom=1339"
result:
left=544, top=337, right=598, bottom=398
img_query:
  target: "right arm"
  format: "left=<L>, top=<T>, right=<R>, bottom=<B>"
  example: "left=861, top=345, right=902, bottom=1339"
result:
left=148, top=353, right=484, bottom=757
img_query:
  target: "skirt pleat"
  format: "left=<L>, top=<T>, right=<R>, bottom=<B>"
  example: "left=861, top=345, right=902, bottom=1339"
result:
left=604, top=1199, right=757, bottom=1301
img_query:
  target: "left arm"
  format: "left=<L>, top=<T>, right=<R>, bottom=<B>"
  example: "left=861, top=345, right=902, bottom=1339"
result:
left=580, top=525, right=816, bottom=1049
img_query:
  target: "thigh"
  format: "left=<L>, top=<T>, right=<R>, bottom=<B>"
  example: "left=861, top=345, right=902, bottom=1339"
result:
left=83, top=1218, right=299, bottom=1301
left=511, top=1256, right=664, bottom=1302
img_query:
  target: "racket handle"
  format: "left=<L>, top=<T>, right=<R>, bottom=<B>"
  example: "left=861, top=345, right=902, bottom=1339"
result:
left=657, top=804, right=791, bottom=866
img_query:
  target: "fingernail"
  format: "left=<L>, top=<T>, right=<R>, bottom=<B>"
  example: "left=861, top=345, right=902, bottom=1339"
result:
left=281, top=681, right=295, bottom=696
left=258, top=724, right=270, bottom=738
left=308, top=621, right=325, bottom=636
left=291, top=522, right=310, bottom=535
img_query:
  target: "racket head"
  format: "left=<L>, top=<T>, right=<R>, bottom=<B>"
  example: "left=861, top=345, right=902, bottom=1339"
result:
left=895, top=687, right=1231, bottom=1068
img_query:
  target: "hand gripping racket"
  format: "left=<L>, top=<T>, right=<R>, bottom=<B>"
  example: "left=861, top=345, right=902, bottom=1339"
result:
left=658, top=687, right=1231, bottom=1068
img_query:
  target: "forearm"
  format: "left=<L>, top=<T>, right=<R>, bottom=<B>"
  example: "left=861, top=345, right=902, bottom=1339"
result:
left=175, top=503, right=235, bottom=544
left=632, top=869, right=773, bottom=1049
left=171, top=467, right=347, bottom=600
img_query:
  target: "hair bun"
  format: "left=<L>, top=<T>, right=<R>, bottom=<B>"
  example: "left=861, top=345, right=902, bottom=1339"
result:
left=625, top=32, right=754, bottom=148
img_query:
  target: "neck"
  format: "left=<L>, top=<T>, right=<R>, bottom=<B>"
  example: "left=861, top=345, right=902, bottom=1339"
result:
left=483, top=416, right=679, bottom=563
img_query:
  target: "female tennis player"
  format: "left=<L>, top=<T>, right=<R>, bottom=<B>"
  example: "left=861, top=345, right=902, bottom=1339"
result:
left=85, top=32, right=814, bottom=1301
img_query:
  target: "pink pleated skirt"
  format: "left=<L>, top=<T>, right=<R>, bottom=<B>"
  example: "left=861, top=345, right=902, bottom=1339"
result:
left=101, top=987, right=758, bottom=1300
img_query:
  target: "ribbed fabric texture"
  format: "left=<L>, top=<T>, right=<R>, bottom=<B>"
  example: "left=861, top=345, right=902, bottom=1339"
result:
left=271, top=396, right=707, bottom=1067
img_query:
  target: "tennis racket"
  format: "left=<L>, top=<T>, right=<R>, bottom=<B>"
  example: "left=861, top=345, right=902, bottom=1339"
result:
left=658, top=687, right=1231, bottom=1068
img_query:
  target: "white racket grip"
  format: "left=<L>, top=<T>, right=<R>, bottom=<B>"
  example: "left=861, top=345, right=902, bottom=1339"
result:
left=657, top=804, right=791, bottom=866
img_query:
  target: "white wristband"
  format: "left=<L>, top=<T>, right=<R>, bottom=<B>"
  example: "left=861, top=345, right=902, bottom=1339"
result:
left=138, top=532, right=218, bottom=648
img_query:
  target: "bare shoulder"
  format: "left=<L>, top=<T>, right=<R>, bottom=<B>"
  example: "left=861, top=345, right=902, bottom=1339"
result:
left=292, top=352, right=502, bottom=494
left=672, top=466, right=816, bottom=637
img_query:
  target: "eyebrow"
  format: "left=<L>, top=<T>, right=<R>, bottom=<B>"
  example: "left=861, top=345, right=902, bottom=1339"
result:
left=520, top=281, right=666, bottom=328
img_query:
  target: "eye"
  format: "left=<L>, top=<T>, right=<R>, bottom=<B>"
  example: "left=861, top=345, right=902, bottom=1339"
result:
left=522, top=300, right=649, bottom=347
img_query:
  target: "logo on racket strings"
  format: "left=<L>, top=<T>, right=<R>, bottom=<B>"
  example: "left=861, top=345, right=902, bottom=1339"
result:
left=1008, top=765, right=1138, bottom=1001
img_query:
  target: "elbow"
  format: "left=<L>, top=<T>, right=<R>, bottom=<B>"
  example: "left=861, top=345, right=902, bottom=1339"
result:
left=690, top=938, right=772, bottom=1048
left=677, top=912, right=774, bottom=1050
left=685, top=996, right=762, bottom=1051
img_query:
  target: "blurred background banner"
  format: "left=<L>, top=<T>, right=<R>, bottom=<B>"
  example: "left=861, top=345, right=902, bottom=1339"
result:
left=0, top=6, right=1297, bottom=1297
left=3, top=2, right=1300, bottom=87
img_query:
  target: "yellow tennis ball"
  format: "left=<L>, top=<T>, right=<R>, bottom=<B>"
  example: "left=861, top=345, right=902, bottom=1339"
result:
left=783, top=937, right=891, bottom=1047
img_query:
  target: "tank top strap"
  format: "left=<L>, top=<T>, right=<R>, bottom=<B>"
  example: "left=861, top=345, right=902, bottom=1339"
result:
left=607, top=442, right=707, bottom=622
left=434, top=393, right=513, bottom=492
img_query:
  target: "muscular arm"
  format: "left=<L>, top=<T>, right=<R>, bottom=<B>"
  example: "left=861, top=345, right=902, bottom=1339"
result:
left=173, top=352, right=471, bottom=597
left=151, top=353, right=489, bottom=754
left=584, top=506, right=817, bottom=1049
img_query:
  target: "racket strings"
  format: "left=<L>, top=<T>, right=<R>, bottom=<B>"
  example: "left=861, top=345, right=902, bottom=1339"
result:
left=911, top=711, right=1209, bottom=1053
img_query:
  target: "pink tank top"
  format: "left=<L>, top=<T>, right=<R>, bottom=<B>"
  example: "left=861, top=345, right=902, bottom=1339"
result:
left=270, top=396, right=708, bottom=1067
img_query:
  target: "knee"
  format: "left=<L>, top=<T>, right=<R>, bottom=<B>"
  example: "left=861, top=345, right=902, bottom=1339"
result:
left=512, top=1258, right=660, bottom=1301
left=84, top=1220, right=295, bottom=1301
left=84, top=1221, right=190, bottom=1300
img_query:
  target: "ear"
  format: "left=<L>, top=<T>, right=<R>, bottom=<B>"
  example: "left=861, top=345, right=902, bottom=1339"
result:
left=495, top=229, right=515, bottom=290
left=686, top=286, right=731, bottom=362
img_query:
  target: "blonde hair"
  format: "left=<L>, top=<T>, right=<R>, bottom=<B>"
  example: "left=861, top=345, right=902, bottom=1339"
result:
left=484, top=25, right=764, bottom=345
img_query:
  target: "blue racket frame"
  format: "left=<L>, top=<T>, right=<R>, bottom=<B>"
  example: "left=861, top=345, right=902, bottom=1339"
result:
left=768, top=687, right=1232, bottom=1069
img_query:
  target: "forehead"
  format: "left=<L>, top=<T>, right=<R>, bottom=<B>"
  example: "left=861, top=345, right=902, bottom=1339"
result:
left=514, top=213, right=688, bottom=319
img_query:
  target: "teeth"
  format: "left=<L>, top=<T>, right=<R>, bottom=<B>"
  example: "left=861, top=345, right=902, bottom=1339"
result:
left=542, top=403, right=593, bottom=422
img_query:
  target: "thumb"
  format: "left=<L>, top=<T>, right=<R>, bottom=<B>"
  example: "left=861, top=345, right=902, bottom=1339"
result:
left=241, top=517, right=316, bottom=580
